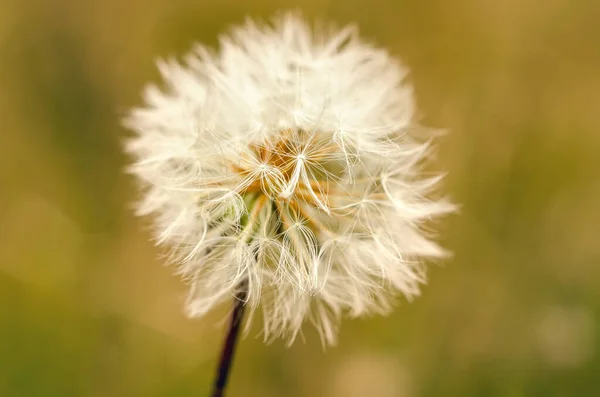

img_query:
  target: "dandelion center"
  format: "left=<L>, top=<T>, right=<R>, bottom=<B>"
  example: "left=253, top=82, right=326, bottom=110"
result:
left=231, top=128, right=337, bottom=236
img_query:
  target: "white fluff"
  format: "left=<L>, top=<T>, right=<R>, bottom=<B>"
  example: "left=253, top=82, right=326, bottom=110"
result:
left=124, top=12, right=454, bottom=345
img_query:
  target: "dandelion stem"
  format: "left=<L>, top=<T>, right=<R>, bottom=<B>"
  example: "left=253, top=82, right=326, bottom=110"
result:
left=210, top=283, right=247, bottom=397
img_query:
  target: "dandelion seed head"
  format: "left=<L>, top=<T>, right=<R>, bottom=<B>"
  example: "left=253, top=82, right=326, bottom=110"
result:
left=125, top=11, right=454, bottom=345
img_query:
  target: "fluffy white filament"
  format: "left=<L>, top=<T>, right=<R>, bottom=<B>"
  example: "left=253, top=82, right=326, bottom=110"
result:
left=124, top=12, right=454, bottom=345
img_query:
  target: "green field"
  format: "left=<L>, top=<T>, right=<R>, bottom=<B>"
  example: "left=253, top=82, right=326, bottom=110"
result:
left=1, top=0, right=599, bottom=396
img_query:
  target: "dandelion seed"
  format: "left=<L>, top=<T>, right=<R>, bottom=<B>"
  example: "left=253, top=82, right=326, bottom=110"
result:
left=124, top=11, right=454, bottom=347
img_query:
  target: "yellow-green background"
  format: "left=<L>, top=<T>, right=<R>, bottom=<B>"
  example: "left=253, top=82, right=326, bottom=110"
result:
left=1, top=0, right=599, bottom=396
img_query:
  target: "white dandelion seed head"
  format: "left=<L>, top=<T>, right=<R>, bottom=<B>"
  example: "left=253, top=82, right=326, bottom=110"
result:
left=124, top=11, right=454, bottom=346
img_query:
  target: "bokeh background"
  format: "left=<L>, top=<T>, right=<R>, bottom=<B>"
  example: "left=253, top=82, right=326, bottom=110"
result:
left=1, top=0, right=599, bottom=396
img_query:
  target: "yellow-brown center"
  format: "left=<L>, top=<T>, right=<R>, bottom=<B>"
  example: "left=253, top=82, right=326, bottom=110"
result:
left=230, top=129, right=339, bottom=231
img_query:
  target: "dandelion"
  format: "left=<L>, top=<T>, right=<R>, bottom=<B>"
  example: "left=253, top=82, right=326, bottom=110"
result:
left=124, top=11, right=453, bottom=396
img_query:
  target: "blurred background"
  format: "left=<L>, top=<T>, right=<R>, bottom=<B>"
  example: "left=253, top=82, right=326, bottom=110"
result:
left=1, top=0, right=599, bottom=396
